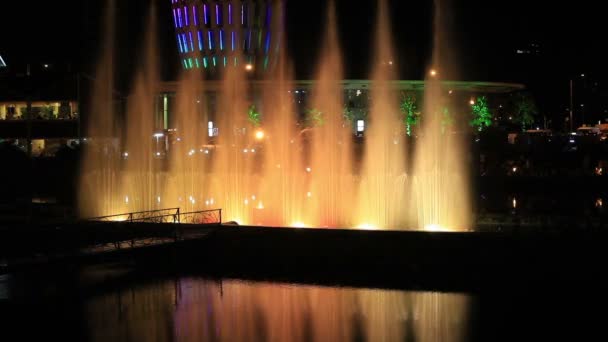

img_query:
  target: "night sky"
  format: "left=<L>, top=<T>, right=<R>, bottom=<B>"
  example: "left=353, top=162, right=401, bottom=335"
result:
left=1, top=0, right=607, bottom=116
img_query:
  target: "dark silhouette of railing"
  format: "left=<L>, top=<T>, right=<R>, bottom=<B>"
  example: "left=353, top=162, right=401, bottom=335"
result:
left=86, top=208, right=222, bottom=225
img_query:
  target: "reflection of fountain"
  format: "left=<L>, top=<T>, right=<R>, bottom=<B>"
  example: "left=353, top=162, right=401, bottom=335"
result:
left=79, top=0, right=471, bottom=231
left=85, top=278, right=470, bottom=342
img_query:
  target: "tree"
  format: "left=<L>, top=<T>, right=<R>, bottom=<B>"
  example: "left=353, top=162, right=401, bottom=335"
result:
left=512, top=92, right=538, bottom=130
left=304, top=108, right=324, bottom=128
left=441, top=107, right=454, bottom=134
left=400, top=92, right=420, bottom=136
left=470, top=96, right=492, bottom=132
left=247, top=104, right=261, bottom=127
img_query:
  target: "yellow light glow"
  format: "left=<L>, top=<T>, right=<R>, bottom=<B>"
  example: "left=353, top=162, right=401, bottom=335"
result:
left=357, top=223, right=376, bottom=230
left=257, top=201, right=264, bottom=209
left=306, top=191, right=312, bottom=198
left=255, top=130, right=265, bottom=140
left=125, top=196, right=129, bottom=204
left=306, top=167, right=312, bottom=173
left=430, top=69, right=437, bottom=77
left=291, top=222, right=307, bottom=228
left=469, top=99, right=475, bottom=105
left=245, top=63, right=253, bottom=71
left=425, top=224, right=447, bottom=232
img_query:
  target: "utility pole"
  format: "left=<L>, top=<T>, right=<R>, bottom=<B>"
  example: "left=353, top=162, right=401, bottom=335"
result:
left=569, top=79, right=574, bottom=132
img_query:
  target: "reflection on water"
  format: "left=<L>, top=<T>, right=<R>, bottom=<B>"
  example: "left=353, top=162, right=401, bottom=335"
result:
left=86, top=278, right=469, bottom=342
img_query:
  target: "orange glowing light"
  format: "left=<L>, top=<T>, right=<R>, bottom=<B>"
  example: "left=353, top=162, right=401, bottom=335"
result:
left=357, top=223, right=376, bottom=230
left=291, top=222, right=307, bottom=228
left=255, top=130, right=265, bottom=140
left=245, top=63, right=253, bottom=71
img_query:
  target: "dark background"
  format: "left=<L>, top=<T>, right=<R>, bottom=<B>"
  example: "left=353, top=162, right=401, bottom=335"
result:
left=1, top=0, right=608, bottom=126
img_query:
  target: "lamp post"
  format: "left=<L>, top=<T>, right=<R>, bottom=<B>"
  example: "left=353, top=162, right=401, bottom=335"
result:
left=569, top=79, right=573, bottom=132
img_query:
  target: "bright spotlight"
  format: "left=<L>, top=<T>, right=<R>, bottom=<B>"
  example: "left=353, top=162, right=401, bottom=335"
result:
left=425, top=224, right=445, bottom=231
left=357, top=223, right=376, bottom=230
left=255, top=130, right=265, bottom=140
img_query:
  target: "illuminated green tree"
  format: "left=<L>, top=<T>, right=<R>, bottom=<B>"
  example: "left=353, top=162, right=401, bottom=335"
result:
left=304, top=108, right=324, bottom=127
left=441, top=107, right=454, bottom=134
left=512, top=92, right=538, bottom=130
left=470, top=96, right=492, bottom=132
left=400, top=92, right=420, bottom=136
left=248, top=104, right=261, bottom=127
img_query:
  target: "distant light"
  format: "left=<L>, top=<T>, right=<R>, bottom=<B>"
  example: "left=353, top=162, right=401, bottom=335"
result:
left=596, top=198, right=603, bottom=208
left=305, top=167, right=312, bottom=173
left=123, top=152, right=129, bottom=158
left=430, top=69, right=437, bottom=77
left=512, top=198, right=517, bottom=209
left=470, top=99, right=475, bottom=105
left=156, top=152, right=161, bottom=156
left=251, top=195, right=256, bottom=200
left=244, top=199, right=249, bottom=205
left=251, top=149, right=255, bottom=153
left=448, top=90, right=453, bottom=95
left=512, top=166, right=518, bottom=173
left=306, top=191, right=312, bottom=198
left=581, top=73, right=585, bottom=77
left=125, top=196, right=129, bottom=204
left=243, top=149, right=249, bottom=153
left=153, top=133, right=164, bottom=138
left=204, top=149, right=210, bottom=154
left=356, top=89, right=362, bottom=96
left=388, top=60, right=393, bottom=65
left=291, top=222, right=307, bottom=228
left=257, top=201, right=264, bottom=209
left=569, top=139, right=576, bottom=143
left=255, top=130, right=265, bottom=140
left=43, top=64, right=49, bottom=68
left=357, top=120, right=365, bottom=132
left=245, top=63, right=253, bottom=71
left=157, top=196, right=161, bottom=203
left=176, top=138, right=182, bottom=142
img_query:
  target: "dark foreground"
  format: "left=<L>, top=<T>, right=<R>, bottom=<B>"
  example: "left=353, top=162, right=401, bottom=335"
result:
left=2, top=223, right=608, bottom=341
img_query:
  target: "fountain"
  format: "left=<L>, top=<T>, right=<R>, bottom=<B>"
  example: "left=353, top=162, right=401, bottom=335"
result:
left=79, top=0, right=474, bottom=231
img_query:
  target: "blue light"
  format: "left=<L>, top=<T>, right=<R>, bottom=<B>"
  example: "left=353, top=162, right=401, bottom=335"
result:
left=173, top=9, right=178, bottom=28
left=193, top=5, right=198, bottom=26
left=184, top=6, right=189, bottom=26
left=198, top=30, right=203, bottom=51
left=265, top=32, right=271, bottom=54
left=232, top=31, right=236, bottom=51
left=177, top=35, right=183, bottom=53
left=189, top=31, right=194, bottom=51
left=204, top=4, right=208, bottom=25
left=182, top=33, right=189, bottom=52
left=177, top=7, right=183, bottom=27
left=215, top=4, right=221, bottom=26
left=219, top=29, right=224, bottom=50
left=208, top=31, right=213, bottom=50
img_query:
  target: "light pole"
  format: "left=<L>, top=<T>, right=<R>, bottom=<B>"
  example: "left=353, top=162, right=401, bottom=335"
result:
left=569, top=79, right=574, bottom=132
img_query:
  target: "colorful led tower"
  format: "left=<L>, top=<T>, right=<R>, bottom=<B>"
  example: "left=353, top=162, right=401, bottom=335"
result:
left=171, top=0, right=282, bottom=76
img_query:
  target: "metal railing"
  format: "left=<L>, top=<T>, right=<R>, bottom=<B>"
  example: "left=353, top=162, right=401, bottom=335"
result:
left=86, top=208, right=222, bottom=225
left=87, top=208, right=181, bottom=223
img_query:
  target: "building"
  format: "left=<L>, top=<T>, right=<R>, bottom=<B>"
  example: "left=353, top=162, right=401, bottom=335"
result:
left=0, top=64, right=80, bottom=157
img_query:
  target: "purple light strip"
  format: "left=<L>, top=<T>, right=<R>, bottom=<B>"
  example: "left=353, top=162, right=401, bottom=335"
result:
left=216, top=4, right=220, bottom=25
left=184, top=6, right=189, bottom=26
left=193, top=5, right=198, bottom=26
left=241, top=4, right=245, bottom=25
left=177, top=8, right=183, bottom=27
left=173, top=9, right=178, bottom=28
left=228, top=4, right=232, bottom=25
left=204, top=4, right=208, bottom=25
